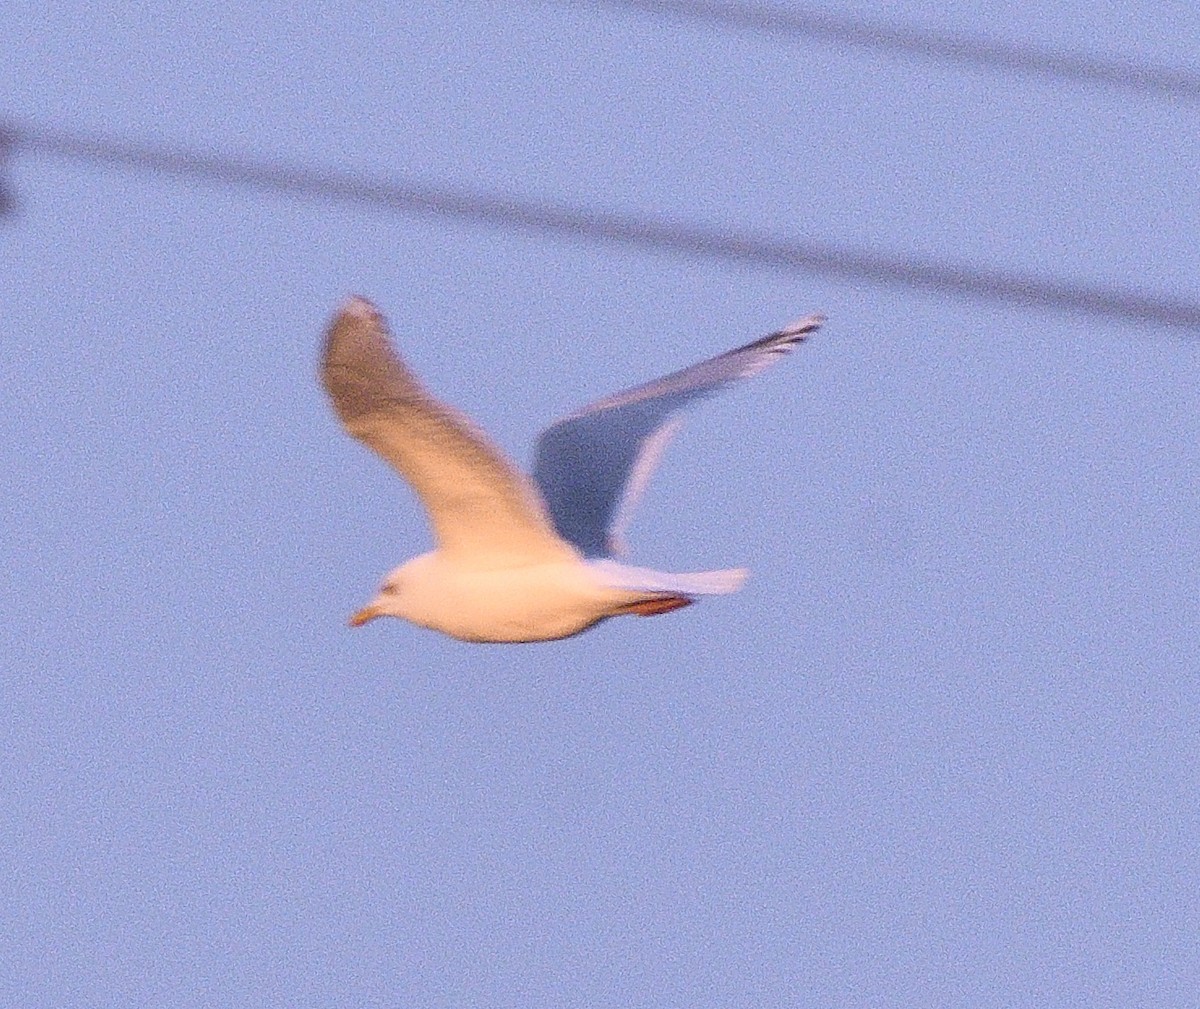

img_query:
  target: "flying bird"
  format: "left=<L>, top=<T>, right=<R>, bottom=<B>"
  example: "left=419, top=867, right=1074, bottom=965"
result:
left=321, top=297, right=823, bottom=643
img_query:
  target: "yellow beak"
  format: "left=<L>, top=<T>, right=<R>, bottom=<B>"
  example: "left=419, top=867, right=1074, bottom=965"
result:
left=348, top=604, right=382, bottom=627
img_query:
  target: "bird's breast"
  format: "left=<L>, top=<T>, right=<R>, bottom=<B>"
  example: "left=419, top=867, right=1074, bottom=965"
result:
left=407, top=558, right=630, bottom=643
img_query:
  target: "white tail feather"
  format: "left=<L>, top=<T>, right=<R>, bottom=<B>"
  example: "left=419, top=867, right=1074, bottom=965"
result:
left=588, top=559, right=748, bottom=596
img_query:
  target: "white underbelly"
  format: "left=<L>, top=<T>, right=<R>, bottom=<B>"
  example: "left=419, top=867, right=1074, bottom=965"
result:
left=412, top=560, right=638, bottom=643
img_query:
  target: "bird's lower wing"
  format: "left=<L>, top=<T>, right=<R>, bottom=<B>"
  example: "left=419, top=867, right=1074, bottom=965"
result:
left=321, top=297, right=575, bottom=566
left=531, top=314, right=824, bottom=557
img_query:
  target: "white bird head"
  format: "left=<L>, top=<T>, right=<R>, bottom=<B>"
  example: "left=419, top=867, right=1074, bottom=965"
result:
left=348, top=565, right=411, bottom=627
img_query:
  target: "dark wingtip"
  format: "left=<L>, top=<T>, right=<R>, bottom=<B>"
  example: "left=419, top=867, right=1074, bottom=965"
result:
left=320, top=296, right=384, bottom=392
left=731, top=312, right=825, bottom=357
left=776, top=313, right=826, bottom=340
left=322, top=295, right=386, bottom=360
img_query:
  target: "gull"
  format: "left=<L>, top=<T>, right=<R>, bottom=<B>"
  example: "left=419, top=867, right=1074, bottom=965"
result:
left=321, top=297, right=823, bottom=643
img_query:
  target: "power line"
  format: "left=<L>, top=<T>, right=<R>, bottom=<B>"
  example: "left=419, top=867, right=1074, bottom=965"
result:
left=592, top=0, right=1200, bottom=101
left=0, top=126, right=16, bottom=217
left=4, top=119, right=1199, bottom=333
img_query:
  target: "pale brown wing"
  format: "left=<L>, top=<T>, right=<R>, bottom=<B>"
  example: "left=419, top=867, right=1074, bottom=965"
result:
left=320, top=297, right=576, bottom=565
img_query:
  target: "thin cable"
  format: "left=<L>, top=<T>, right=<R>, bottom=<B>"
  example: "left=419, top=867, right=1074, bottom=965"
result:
left=594, top=0, right=1200, bottom=101
left=6, top=119, right=1199, bottom=333
left=0, top=124, right=16, bottom=216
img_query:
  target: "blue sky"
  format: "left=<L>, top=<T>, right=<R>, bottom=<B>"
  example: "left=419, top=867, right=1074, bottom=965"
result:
left=3, top=3, right=1199, bottom=1006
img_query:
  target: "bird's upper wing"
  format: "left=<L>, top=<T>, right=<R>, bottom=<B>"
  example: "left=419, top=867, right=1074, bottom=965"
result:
left=321, top=297, right=576, bottom=566
left=530, top=315, right=824, bottom=557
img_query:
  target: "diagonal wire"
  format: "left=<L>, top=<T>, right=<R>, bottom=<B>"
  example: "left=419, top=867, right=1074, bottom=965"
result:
left=0, top=125, right=16, bottom=217
left=592, top=0, right=1200, bottom=101
left=5, top=119, right=1200, bottom=332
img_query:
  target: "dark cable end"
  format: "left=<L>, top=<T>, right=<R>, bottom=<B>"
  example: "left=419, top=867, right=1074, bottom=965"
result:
left=0, top=122, right=16, bottom=217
